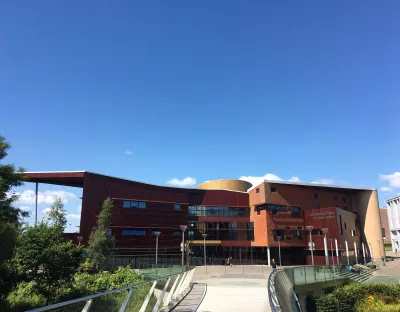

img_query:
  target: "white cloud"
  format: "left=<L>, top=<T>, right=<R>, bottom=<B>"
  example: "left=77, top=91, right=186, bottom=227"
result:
left=288, top=176, right=301, bottom=183
left=124, top=150, right=132, bottom=155
left=311, top=179, right=334, bottom=185
left=381, top=186, right=393, bottom=193
left=67, top=214, right=80, bottom=220
left=380, top=172, right=400, bottom=188
left=20, top=206, right=32, bottom=212
left=239, top=173, right=283, bottom=188
left=77, top=205, right=82, bottom=212
left=42, top=208, right=51, bottom=214
left=13, top=190, right=78, bottom=205
left=166, top=177, right=197, bottom=187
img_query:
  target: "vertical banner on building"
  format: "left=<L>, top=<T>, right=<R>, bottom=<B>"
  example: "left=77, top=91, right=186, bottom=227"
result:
left=335, top=239, right=339, bottom=265
left=345, top=240, right=350, bottom=265
left=354, top=241, right=358, bottom=264
left=324, top=236, right=329, bottom=265
left=362, top=242, right=366, bottom=264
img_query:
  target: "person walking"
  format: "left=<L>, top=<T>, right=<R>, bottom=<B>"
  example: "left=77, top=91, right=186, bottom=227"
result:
left=272, top=258, right=277, bottom=272
left=229, top=256, right=233, bottom=267
left=382, top=256, right=385, bottom=266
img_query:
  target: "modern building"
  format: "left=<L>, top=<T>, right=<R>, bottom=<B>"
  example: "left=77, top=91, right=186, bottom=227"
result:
left=25, top=171, right=385, bottom=265
left=387, top=196, right=400, bottom=252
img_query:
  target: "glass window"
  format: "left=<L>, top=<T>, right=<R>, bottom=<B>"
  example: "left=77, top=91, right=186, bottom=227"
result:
left=131, top=201, right=139, bottom=208
left=123, top=201, right=131, bottom=208
left=315, top=203, right=320, bottom=209
left=271, top=187, right=277, bottom=193
left=273, top=230, right=284, bottom=240
left=291, top=206, right=301, bottom=217
left=256, top=188, right=260, bottom=194
left=138, top=202, right=146, bottom=209
left=152, top=230, right=160, bottom=236
left=174, top=204, right=181, bottom=211
left=122, top=229, right=146, bottom=236
left=173, top=231, right=181, bottom=237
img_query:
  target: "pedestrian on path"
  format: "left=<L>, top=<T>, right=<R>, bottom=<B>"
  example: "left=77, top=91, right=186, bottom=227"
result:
left=382, top=256, right=386, bottom=266
left=229, top=256, right=233, bottom=267
left=272, top=258, right=277, bottom=272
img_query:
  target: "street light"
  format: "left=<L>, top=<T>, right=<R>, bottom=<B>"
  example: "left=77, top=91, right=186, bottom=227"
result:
left=306, top=226, right=314, bottom=266
left=321, top=228, right=329, bottom=265
left=77, top=236, right=83, bottom=246
left=202, top=233, right=207, bottom=275
left=180, top=225, right=187, bottom=266
left=276, top=236, right=282, bottom=267
left=154, top=232, right=161, bottom=265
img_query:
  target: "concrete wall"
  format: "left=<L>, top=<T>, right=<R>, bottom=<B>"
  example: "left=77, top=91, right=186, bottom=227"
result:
left=354, top=190, right=385, bottom=261
left=387, top=196, right=400, bottom=252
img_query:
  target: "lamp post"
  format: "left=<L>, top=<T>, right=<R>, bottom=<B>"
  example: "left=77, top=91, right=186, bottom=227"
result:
left=276, top=236, right=282, bottom=267
left=321, top=228, right=329, bottom=265
left=345, top=240, right=350, bottom=265
left=306, top=226, right=314, bottom=266
left=77, top=236, right=83, bottom=246
left=202, top=233, right=207, bottom=275
left=154, top=231, right=161, bottom=265
left=354, top=241, right=358, bottom=265
left=180, top=225, right=187, bottom=266
left=362, top=242, right=366, bottom=264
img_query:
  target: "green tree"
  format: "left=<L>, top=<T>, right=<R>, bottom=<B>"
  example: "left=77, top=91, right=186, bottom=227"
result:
left=14, top=223, right=83, bottom=304
left=0, top=135, right=28, bottom=226
left=87, top=197, right=114, bottom=266
left=47, top=198, right=67, bottom=230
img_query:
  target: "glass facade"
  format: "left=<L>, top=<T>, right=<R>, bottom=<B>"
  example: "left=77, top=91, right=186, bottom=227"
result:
left=188, top=205, right=250, bottom=217
left=188, top=221, right=254, bottom=241
left=123, top=200, right=147, bottom=209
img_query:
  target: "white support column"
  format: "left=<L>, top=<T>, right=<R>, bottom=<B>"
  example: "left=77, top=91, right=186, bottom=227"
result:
left=139, top=281, right=157, bottom=312
left=182, top=269, right=194, bottom=291
left=267, top=247, right=271, bottom=267
left=172, top=272, right=187, bottom=300
left=163, top=274, right=181, bottom=307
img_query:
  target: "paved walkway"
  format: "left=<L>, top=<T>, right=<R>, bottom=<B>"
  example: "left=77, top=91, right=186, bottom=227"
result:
left=373, top=256, right=400, bottom=276
left=174, top=265, right=272, bottom=312
left=171, top=283, right=207, bottom=312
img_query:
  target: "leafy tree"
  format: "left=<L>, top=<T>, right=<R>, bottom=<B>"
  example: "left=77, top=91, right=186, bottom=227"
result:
left=47, top=198, right=67, bottom=230
left=14, top=223, right=83, bottom=304
left=0, top=135, right=28, bottom=226
left=87, top=197, right=114, bottom=266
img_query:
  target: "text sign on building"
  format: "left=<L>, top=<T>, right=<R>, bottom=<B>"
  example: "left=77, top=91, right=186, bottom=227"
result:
left=308, top=211, right=336, bottom=220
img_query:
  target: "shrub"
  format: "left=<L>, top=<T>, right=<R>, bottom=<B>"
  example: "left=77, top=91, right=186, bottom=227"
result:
left=6, top=281, right=46, bottom=312
left=366, top=264, right=377, bottom=269
left=315, top=283, right=400, bottom=312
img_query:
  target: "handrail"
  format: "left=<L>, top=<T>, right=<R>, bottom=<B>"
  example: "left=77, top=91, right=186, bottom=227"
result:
left=27, top=267, right=195, bottom=312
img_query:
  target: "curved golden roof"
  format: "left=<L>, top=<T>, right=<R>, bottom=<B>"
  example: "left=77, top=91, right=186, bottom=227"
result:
left=196, top=179, right=253, bottom=193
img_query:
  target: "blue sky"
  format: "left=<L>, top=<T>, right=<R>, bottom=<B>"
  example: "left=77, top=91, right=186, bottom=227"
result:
left=1, top=1, right=399, bottom=230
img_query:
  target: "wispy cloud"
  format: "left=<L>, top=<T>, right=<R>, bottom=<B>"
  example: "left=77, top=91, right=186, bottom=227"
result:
left=380, top=172, right=400, bottom=188
left=166, top=177, right=197, bottom=187
left=42, top=208, right=51, bottom=214
left=11, top=190, right=78, bottom=205
left=381, top=186, right=392, bottom=193
left=288, top=176, right=301, bottom=183
left=67, top=214, right=80, bottom=220
left=124, top=150, right=132, bottom=155
left=239, top=173, right=284, bottom=188
left=311, top=179, right=334, bottom=185
left=20, top=206, right=32, bottom=212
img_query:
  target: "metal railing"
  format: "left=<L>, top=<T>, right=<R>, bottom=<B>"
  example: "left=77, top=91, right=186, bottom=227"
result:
left=27, top=267, right=195, bottom=312
left=268, top=268, right=301, bottom=312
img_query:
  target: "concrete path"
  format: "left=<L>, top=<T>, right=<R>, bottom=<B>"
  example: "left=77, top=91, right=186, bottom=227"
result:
left=180, top=265, right=272, bottom=312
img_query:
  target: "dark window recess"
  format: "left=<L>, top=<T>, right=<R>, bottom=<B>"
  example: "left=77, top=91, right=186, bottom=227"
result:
left=123, top=200, right=147, bottom=209
left=151, top=230, right=160, bottom=236
left=188, top=206, right=250, bottom=217
left=344, top=222, right=347, bottom=229
left=293, top=230, right=303, bottom=240
left=314, top=193, right=318, bottom=199
left=355, top=220, right=359, bottom=227
left=122, top=229, right=146, bottom=236
left=257, top=210, right=260, bottom=216
left=173, top=204, right=181, bottom=211
left=173, top=231, right=181, bottom=237
left=315, top=203, right=320, bottom=209
left=188, top=231, right=194, bottom=240
left=256, top=188, right=260, bottom=194
left=342, top=197, right=346, bottom=202
left=271, top=210, right=278, bottom=216
left=287, top=237, right=292, bottom=241
left=257, top=204, right=286, bottom=212
left=339, top=215, right=344, bottom=235
left=382, top=228, right=386, bottom=237
left=273, top=230, right=284, bottom=241
left=334, top=195, right=338, bottom=201
left=271, top=187, right=277, bottom=193
left=291, top=206, right=301, bottom=217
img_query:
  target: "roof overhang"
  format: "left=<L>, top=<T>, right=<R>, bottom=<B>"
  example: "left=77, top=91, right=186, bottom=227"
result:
left=24, top=171, right=85, bottom=187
